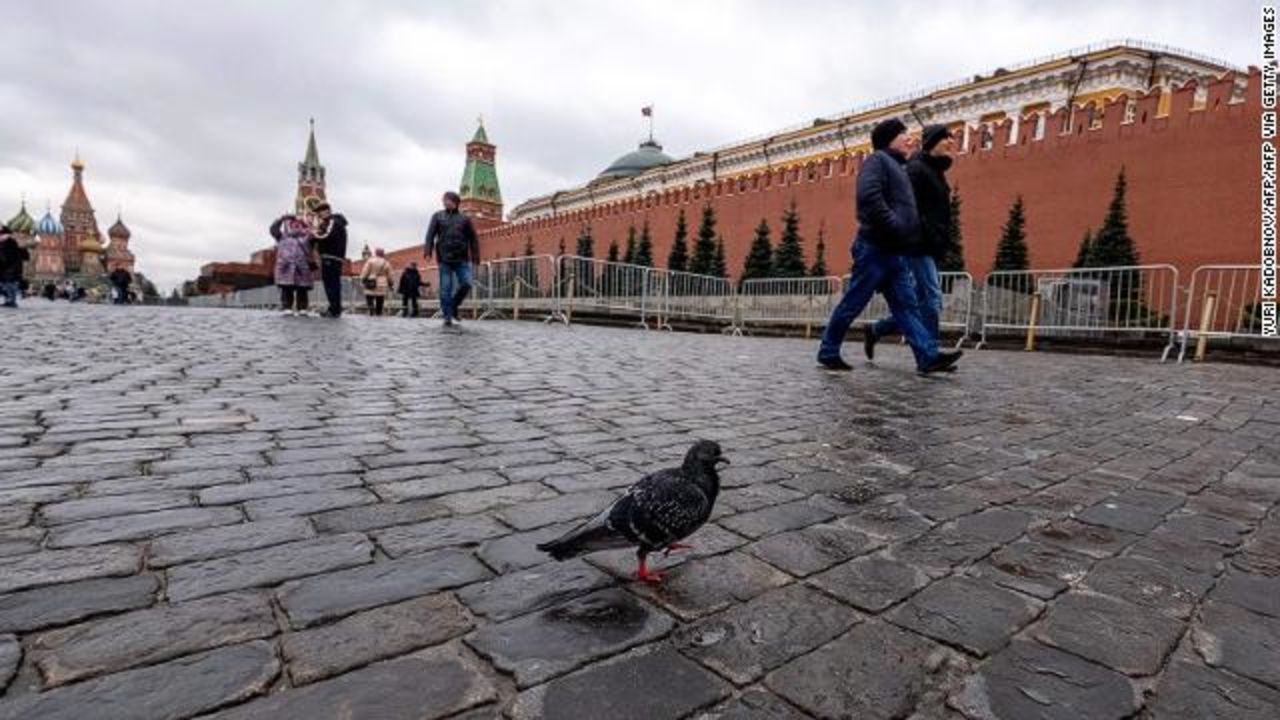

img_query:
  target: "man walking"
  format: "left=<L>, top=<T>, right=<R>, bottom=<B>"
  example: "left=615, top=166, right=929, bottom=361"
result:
left=817, top=117, right=962, bottom=374
left=310, top=201, right=349, bottom=317
left=423, top=191, right=479, bottom=327
left=865, top=124, right=955, bottom=359
left=0, top=225, right=30, bottom=308
left=398, top=262, right=424, bottom=317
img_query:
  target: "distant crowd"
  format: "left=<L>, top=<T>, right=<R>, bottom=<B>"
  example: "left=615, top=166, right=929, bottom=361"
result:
left=269, top=191, right=478, bottom=325
left=0, top=225, right=137, bottom=308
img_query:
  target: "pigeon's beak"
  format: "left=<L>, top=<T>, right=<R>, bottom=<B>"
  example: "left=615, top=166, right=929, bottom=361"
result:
left=715, top=456, right=730, bottom=466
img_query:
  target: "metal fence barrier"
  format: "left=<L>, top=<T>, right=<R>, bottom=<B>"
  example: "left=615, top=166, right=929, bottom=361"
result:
left=651, top=269, right=738, bottom=331
left=732, top=277, right=843, bottom=337
left=832, top=271, right=975, bottom=347
left=483, top=255, right=563, bottom=323
left=1177, top=265, right=1274, bottom=362
left=978, top=265, right=1180, bottom=359
left=558, top=255, right=654, bottom=327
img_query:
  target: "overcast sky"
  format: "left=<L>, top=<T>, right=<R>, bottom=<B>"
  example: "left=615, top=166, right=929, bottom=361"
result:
left=0, top=1, right=1259, bottom=291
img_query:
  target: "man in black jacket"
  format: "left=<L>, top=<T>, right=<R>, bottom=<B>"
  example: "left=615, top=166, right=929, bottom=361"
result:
left=397, top=262, right=424, bottom=317
left=0, top=225, right=30, bottom=308
left=817, top=118, right=961, bottom=374
left=311, top=201, right=349, bottom=317
left=423, top=191, right=479, bottom=327
left=109, top=267, right=133, bottom=304
left=865, top=124, right=955, bottom=359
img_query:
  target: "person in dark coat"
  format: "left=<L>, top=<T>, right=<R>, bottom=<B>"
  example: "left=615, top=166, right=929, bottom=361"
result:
left=109, top=268, right=133, bottom=304
left=423, top=191, right=479, bottom=327
left=0, top=225, right=31, bottom=308
left=310, top=201, right=349, bottom=318
left=397, top=262, right=424, bottom=317
left=816, top=118, right=962, bottom=374
left=865, top=124, right=955, bottom=358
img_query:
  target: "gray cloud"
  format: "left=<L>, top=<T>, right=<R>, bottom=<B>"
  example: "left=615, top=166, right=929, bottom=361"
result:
left=0, top=0, right=1256, bottom=291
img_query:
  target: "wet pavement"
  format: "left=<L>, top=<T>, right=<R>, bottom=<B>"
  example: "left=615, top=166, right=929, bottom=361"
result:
left=0, top=302, right=1278, bottom=719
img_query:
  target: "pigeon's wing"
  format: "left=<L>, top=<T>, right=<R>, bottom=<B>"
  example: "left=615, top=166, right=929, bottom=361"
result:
left=609, top=468, right=711, bottom=550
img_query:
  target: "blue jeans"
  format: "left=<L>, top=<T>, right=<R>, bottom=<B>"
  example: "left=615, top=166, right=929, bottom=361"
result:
left=0, top=281, right=18, bottom=307
left=872, top=255, right=941, bottom=340
left=818, top=240, right=938, bottom=369
left=438, top=261, right=474, bottom=320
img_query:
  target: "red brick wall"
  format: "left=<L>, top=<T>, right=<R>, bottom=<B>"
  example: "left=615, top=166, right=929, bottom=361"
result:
left=471, top=68, right=1260, bottom=284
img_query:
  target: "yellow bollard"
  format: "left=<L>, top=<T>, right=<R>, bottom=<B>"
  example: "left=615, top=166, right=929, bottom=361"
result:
left=1194, top=291, right=1218, bottom=362
left=513, top=280, right=522, bottom=321
left=1025, top=293, right=1041, bottom=352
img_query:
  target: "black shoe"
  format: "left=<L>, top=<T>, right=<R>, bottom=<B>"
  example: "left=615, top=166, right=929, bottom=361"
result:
left=818, top=356, right=854, bottom=371
left=863, top=329, right=879, bottom=360
left=443, top=318, right=454, bottom=327
left=918, top=350, right=963, bottom=375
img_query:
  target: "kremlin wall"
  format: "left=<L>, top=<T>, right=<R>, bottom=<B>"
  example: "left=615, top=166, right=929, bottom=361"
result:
left=191, top=41, right=1260, bottom=295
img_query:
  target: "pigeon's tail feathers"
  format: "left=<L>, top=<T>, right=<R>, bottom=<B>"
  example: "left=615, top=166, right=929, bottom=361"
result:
left=536, top=516, right=629, bottom=560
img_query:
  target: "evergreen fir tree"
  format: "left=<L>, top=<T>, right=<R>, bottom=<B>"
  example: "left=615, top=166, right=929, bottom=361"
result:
left=809, top=222, right=829, bottom=277
left=1089, top=168, right=1139, bottom=268
left=937, top=189, right=967, bottom=273
left=606, top=239, right=619, bottom=263
left=712, top=238, right=728, bottom=278
left=605, top=240, right=620, bottom=295
left=741, top=218, right=775, bottom=283
left=772, top=200, right=807, bottom=278
left=1089, top=168, right=1143, bottom=318
left=991, top=196, right=1030, bottom=271
left=690, top=204, right=718, bottom=275
left=623, top=225, right=638, bottom=265
left=574, top=225, right=594, bottom=258
left=1072, top=229, right=1094, bottom=269
left=667, top=208, right=690, bottom=271
left=523, top=237, right=534, bottom=256
left=634, top=220, right=654, bottom=267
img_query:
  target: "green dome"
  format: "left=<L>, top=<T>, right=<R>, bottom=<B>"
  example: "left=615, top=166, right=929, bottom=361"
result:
left=6, top=203, right=35, bottom=235
left=598, top=139, right=674, bottom=180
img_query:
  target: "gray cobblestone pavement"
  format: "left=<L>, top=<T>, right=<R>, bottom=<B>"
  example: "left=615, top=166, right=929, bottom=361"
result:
left=1, top=302, right=1278, bottom=719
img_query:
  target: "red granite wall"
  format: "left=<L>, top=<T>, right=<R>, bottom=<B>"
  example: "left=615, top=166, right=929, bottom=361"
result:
left=467, top=68, right=1259, bottom=285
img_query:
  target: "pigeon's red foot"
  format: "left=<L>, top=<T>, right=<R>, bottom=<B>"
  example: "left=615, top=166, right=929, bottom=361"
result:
left=663, top=543, right=694, bottom=556
left=634, top=555, right=665, bottom=584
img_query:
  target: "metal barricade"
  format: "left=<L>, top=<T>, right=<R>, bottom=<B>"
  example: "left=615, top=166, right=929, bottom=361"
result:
left=1177, top=265, right=1274, bottom=362
left=484, top=255, right=564, bottom=323
left=650, top=269, right=737, bottom=331
left=558, top=255, right=653, bottom=327
left=979, top=265, right=1180, bottom=359
left=732, top=277, right=842, bottom=337
left=831, top=270, right=975, bottom=347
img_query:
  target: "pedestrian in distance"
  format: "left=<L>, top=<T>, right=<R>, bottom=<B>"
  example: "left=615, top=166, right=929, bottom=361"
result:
left=816, top=117, right=962, bottom=375
left=360, top=248, right=394, bottom=316
left=865, top=124, right=956, bottom=360
left=397, top=261, right=424, bottom=317
left=108, top=267, right=133, bottom=305
left=0, top=225, right=30, bottom=308
left=309, top=200, right=349, bottom=318
left=269, top=214, right=315, bottom=316
left=423, top=191, right=479, bottom=327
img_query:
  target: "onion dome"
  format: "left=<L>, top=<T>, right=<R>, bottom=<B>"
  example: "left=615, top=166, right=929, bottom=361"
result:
left=36, top=209, right=63, bottom=236
left=79, top=231, right=104, bottom=253
left=6, top=202, right=36, bottom=235
left=597, top=139, right=674, bottom=180
left=109, top=214, right=131, bottom=240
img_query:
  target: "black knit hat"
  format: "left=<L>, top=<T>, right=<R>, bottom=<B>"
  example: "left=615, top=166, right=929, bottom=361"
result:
left=921, top=124, right=952, bottom=152
left=871, top=118, right=908, bottom=151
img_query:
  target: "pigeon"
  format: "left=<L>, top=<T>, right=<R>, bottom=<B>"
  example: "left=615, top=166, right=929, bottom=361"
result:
left=536, top=440, right=729, bottom=583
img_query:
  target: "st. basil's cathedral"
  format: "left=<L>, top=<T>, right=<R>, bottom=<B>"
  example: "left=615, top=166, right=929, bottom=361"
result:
left=5, top=154, right=139, bottom=290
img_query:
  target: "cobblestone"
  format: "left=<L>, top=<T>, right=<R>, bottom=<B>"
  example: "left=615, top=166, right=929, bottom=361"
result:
left=0, top=305, right=1278, bottom=717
